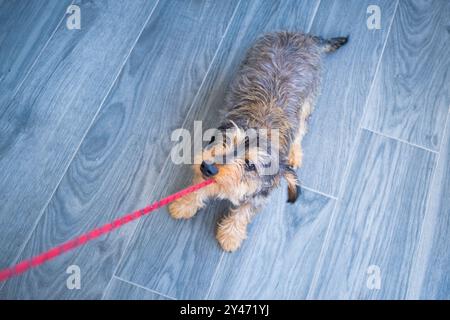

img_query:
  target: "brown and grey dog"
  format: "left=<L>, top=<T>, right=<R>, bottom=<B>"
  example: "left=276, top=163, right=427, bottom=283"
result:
left=169, top=32, right=347, bottom=251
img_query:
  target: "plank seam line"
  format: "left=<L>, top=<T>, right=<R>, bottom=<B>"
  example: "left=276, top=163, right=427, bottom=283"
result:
left=103, top=0, right=242, bottom=299
left=306, top=0, right=400, bottom=299
left=405, top=106, right=450, bottom=298
left=0, top=0, right=161, bottom=293
left=205, top=252, right=225, bottom=299
left=109, top=275, right=177, bottom=300
left=301, top=185, right=338, bottom=200
left=306, top=0, right=322, bottom=33
left=361, top=127, right=438, bottom=154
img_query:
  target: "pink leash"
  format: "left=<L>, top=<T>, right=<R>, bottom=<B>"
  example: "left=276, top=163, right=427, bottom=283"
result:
left=0, top=179, right=214, bottom=282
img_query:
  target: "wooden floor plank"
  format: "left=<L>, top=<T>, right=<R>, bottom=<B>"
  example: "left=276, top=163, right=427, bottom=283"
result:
left=0, top=0, right=71, bottom=109
left=206, top=0, right=399, bottom=299
left=361, top=0, right=450, bottom=151
left=115, top=0, right=322, bottom=300
left=299, top=0, right=398, bottom=197
left=407, top=113, right=450, bottom=299
left=207, top=1, right=399, bottom=298
left=0, top=0, right=239, bottom=299
left=208, top=188, right=335, bottom=299
left=309, top=130, right=435, bottom=299
left=103, top=278, right=171, bottom=300
left=0, top=0, right=160, bottom=291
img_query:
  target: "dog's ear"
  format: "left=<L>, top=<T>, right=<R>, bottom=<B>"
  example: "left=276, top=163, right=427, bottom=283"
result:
left=283, top=165, right=301, bottom=203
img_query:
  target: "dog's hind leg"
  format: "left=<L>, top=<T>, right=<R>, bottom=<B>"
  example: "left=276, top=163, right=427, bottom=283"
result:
left=216, top=202, right=258, bottom=252
left=288, top=100, right=313, bottom=169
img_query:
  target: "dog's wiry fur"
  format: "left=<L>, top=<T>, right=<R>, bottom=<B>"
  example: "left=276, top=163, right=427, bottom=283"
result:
left=169, top=32, right=347, bottom=251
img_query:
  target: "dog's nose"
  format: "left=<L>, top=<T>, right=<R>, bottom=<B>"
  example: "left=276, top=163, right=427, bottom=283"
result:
left=200, top=161, right=218, bottom=177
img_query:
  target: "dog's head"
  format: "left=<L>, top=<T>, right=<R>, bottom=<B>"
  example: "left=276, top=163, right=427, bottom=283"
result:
left=194, top=122, right=300, bottom=204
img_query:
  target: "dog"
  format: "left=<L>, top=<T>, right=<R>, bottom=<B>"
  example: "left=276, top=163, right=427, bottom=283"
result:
left=169, top=32, right=348, bottom=251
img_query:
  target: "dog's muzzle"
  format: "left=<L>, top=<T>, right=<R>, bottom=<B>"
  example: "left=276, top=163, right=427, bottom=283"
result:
left=200, top=161, right=218, bottom=177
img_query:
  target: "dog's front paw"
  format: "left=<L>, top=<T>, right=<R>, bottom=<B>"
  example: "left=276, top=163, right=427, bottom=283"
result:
left=216, top=216, right=246, bottom=252
left=168, top=199, right=198, bottom=219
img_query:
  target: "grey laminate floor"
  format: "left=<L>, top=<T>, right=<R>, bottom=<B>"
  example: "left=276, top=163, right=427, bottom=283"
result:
left=0, top=0, right=448, bottom=299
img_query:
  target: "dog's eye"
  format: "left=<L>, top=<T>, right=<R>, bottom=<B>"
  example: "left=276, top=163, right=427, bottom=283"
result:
left=245, top=159, right=256, bottom=171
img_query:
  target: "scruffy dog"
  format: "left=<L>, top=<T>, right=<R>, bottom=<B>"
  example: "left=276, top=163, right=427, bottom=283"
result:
left=169, top=32, right=347, bottom=251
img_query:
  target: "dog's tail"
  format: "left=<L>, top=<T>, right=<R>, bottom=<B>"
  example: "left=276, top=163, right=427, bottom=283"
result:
left=283, top=166, right=301, bottom=204
left=314, top=35, right=349, bottom=53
